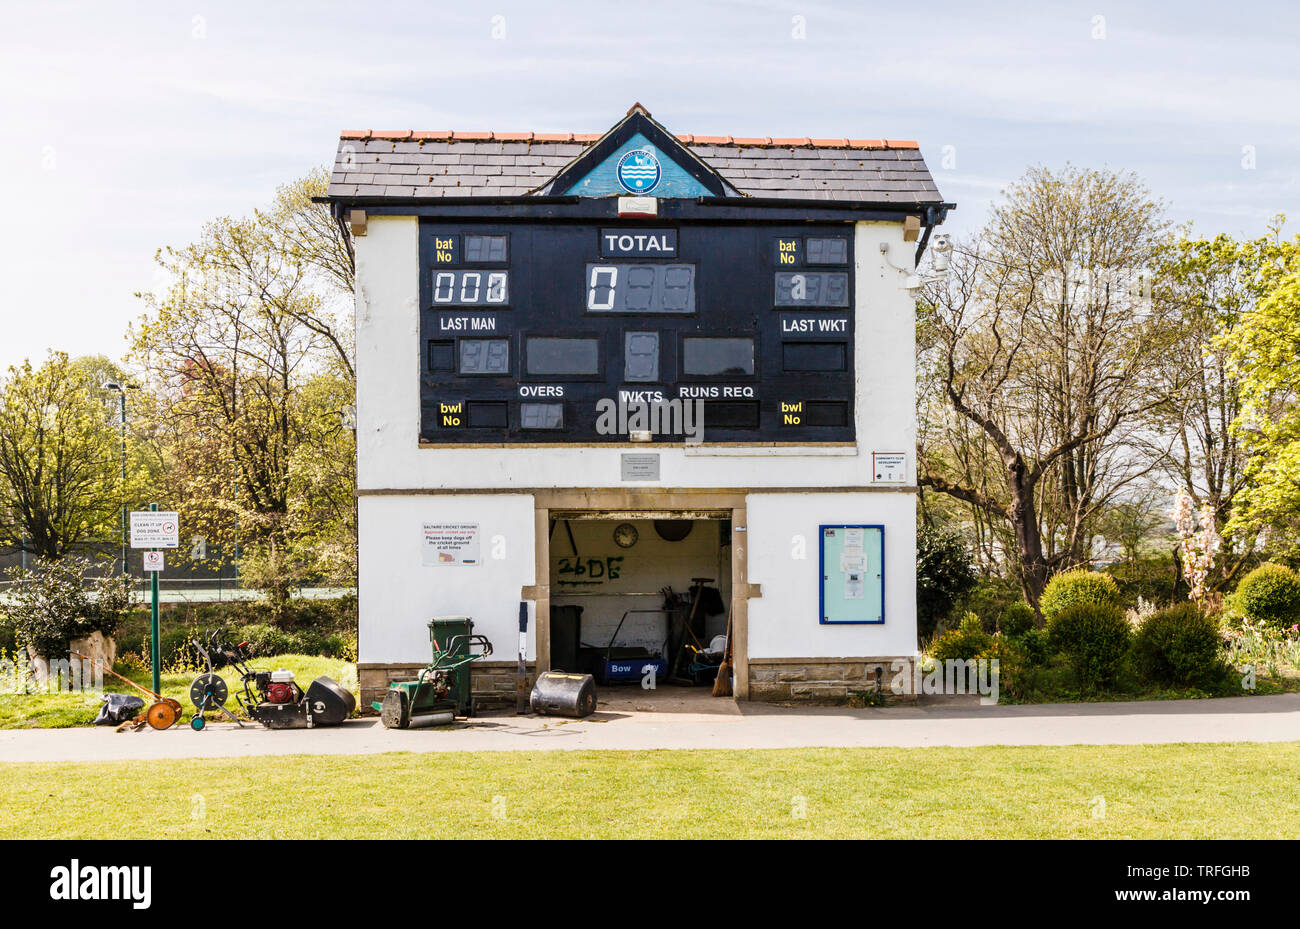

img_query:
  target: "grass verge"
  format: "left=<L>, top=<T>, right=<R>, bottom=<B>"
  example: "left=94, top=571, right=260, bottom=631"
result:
left=0, top=742, right=1297, bottom=839
left=0, top=655, right=357, bottom=729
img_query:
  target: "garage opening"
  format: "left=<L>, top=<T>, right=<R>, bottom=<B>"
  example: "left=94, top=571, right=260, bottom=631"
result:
left=547, top=513, right=731, bottom=691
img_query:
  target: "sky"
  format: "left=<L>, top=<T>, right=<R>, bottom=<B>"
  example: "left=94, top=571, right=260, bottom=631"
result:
left=1, top=0, right=1296, bottom=369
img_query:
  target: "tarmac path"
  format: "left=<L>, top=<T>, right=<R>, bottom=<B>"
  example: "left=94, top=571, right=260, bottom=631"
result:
left=1, top=692, right=1297, bottom=763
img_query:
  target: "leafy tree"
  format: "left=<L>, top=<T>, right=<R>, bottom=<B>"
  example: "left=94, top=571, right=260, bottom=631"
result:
left=131, top=169, right=356, bottom=612
left=0, top=353, right=139, bottom=558
left=1215, top=223, right=1300, bottom=559
left=1147, top=224, right=1286, bottom=589
left=919, top=165, right=1173, bottom=610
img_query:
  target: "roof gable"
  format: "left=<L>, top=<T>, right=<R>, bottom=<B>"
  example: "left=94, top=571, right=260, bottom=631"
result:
left=541, top=106, right=735, bottom=198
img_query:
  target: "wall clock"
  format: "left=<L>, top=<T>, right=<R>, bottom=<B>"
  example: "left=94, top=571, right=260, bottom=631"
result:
left=613, top=523, right=639, bottom=548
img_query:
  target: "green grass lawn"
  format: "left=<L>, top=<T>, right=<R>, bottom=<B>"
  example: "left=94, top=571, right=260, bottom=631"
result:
left=1, top=742, right=1297, bottom=839
left=0, top=655, right=357, bottom=729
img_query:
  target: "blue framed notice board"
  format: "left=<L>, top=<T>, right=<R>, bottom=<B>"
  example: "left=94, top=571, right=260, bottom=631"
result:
left=819, top=525, right=884, bottom=624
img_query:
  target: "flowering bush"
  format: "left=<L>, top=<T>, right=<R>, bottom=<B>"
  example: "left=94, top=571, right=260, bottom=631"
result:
left=1169, top=489, right=1221, bottom=603
left=1224, top=619, right=1300, bottom=678
left=1124, top=596, right=1159, bottom=630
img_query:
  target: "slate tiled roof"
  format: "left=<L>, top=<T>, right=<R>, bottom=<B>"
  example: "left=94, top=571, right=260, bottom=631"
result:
left=327, top=130, right=942, bottom=205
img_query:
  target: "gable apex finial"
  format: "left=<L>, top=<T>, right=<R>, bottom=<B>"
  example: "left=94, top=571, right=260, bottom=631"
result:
left=626, top=102, right=650, bottom=117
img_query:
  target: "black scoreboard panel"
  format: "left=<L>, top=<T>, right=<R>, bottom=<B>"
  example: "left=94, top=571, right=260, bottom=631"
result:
left=418, top=222, right=856, bottom=444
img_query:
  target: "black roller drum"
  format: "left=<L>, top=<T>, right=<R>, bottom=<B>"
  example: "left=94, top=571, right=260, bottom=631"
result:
left=305, top=676, right=357, bottom=726
left=530, top=671, right=597, bottom=718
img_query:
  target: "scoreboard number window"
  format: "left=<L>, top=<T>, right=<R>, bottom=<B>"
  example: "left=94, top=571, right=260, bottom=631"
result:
left=428, top=340, right=455, bottom=372
left=520, top=402, right=565, bottom=430
left=525, top=337, right=601, bottom=377
left=586, top=263, right=695, bottom=314
left=783, top=341, right=848, bottom=372
left=804, top=237, right=849, bottom=265
left=432, top=270, right=510, bottom=306
left=458, top=339, right=510, bottom=375
left=682, top=337, right=756, bottom=377
left=774, top=271, right=850, bottom=308
left=624, top=331, right=660, bottom=382
left=467, top=401, right=508, bottom=428
left=464, top=234, right=508, bottom=263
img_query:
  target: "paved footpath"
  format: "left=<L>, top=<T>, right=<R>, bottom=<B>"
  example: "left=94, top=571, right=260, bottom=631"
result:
left=1, top=693, right=1297, bottom=763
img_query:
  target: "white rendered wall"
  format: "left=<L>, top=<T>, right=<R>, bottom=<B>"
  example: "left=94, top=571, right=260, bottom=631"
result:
left=745, top=492, right=918, bottom=658
left=353, top=217, right=917, bottom=491
left=357, top=494, right=536, bottom=664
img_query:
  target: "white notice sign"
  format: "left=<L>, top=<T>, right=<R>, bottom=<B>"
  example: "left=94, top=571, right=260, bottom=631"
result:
left=422, top=523, right=480, bottom=566
left=871, top=451, right=907, bottom=484
left=143, top=550, right=165, bottom=572
left=130, top=511, right=179, bottom=549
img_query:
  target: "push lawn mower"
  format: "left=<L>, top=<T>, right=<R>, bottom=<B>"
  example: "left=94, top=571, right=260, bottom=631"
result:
left=376, top=617, right=493, bottom=728
left=188, top=629, right=356, bottom=731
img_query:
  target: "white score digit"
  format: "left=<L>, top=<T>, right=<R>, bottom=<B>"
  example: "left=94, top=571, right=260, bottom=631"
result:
left=460, top=272, right=481, bottom=304
left=486, top=272, right=507, bottom=303
left=434, top=272, right=455, bottom=303
left=588, top=266, right=618, bottom=311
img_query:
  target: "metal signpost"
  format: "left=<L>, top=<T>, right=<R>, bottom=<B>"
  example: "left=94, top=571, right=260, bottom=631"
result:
left=130, top=506, right=179, bottom=695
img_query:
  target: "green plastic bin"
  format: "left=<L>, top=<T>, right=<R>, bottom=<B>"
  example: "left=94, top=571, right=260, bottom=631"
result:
left=429, top=616, right=474, bottom=716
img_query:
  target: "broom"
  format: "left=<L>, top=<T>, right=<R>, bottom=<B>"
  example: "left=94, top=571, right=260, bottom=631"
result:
left=712, top=605, right=734, bottom=697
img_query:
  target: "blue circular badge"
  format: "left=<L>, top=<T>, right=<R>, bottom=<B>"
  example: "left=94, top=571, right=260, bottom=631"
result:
left=616, top=148, right=662, bottom=194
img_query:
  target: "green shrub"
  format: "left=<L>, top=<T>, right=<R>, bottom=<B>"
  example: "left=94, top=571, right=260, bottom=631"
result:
left=225, top=623, right=354, bottom=659
left=999, top=601, right=1036, bottom=636
left=916, top=526, right=978, bottom=639
left=1014, top=627, right=1052, bottom=667
left=931, top=613, right=994, bottom=661
left=1047, top=602, right=1131, bottom=688
left=1040, top=569, right=1122, bottom=620
left=1235, top=563, right=1300, bottom=631
left=3, top=558, right=133, bottom=657
left=1133, top=603, right=1228, bottom=689
left=232, top=623, right=296, bottom=658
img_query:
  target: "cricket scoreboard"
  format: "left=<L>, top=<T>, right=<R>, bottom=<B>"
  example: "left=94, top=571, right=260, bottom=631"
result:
left=418, top=222, right=856, bottom=444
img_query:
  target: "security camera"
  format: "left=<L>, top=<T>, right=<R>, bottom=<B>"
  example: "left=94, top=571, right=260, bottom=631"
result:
left=930, top=234, right=952, bottom=271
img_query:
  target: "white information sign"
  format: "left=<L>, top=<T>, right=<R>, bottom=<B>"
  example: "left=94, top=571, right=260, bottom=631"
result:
left=130, top=511, right=179, bottom=549
left=422, top=523, right=481, bottom=566
left=871, top=451, right=907, bottom=484
left=143, top=550, right=165, bottom=572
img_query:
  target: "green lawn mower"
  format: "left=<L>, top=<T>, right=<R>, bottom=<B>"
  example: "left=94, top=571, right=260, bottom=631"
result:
left=375, top=617, right=493, bottom=728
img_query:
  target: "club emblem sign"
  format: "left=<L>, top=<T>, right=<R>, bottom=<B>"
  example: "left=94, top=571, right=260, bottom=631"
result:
left=616, top=148, right=661, bottom=194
